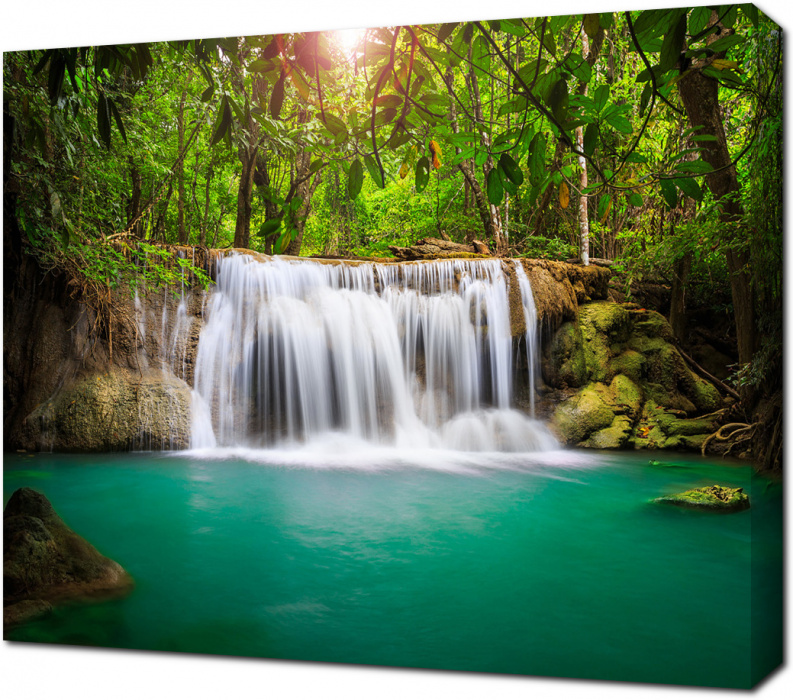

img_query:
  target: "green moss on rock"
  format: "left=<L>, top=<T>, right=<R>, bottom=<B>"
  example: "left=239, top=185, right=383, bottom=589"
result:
left=551, top=383, right=616, bottom=444
left=544, top=321, right=587, bottom=387
left=608, top=350, right=645, bottom=384
left=581, top=415, right=634, bottom=449
left=653, top=485, right=750, bottom=513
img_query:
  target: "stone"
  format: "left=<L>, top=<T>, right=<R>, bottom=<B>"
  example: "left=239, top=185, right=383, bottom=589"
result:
left=551, top=383, right=616, bottom=444
left=21, top=367, right=192, bottom=451
left=4, top=488, right=133, bottom=629
left=653, top=485, right=750, bottom=513
left=581, top=415, right=634, bottom=449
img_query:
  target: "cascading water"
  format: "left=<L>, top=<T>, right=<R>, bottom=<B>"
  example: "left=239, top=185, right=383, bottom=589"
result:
left=190, top=253, right=557, bottom=453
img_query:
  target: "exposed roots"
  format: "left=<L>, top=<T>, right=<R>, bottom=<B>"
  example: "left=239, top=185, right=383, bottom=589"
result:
left=701, top=422, right=759, bottom=457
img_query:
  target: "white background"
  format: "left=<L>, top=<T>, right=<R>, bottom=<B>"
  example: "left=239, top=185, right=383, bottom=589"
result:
left=1, top=2, right=790, bottom=699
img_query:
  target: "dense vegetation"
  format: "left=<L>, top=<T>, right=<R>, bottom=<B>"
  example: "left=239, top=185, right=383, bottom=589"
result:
left=3, top=5, right=782, bottom=466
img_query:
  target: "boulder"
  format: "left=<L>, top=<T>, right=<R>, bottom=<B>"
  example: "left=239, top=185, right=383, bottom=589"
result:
left=4, top=488, right=133, bottom=629
left=20, top=367, right=192, bottom=451
left=653, top=485, right=750, bottom=513
left=543, top=301, right=725, bottom=452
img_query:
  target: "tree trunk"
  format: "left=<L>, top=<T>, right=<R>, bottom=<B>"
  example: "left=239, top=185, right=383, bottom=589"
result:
left=677, top=40, right=756, bottom=369
left=233, top=148, right=257, bottom=249
left=669, top=249, right=692, bottom=341
left=176, top=89, right=188, bottom=244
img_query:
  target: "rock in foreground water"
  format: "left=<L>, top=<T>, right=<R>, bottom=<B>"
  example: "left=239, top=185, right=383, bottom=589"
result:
left=4, top=488, right=133, bottom=629
left=653, top=485, right=750, bottom=513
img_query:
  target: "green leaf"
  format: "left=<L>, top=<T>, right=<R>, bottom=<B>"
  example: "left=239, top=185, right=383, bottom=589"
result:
left=583, top=14, right=600, bottom=39
left=721, top=5, right=738, bottom=28
left=605, top=113, right=632, bottom=134
left=210, top=96, right=232, bottom=147
left=675, top=159, right=714, bottom=174
left=628, top=192, right=644, bottom=207
left=707, top=34, right=743, bottom=53
left=659, top=13, right=687, bottom=73
left=599, top=12, right=614, bottom=30
left=659, top=178, right=678, bottom=208
left=689, top=6, right=712, bottom=37
left=322, top=113, right=348, bottom=138
left=527, top=132, right=546, bottom=186
left=597, top=193, right=611, bottom=220
left=97, top=92, right=111, bottom=148
left=201, top=85, right=214, bottom=102
left=742, top=5, right=760, bottom=29
left=548, top=78, right=569, bottom=122
left=364, top=154, right=385, bottom=188
left=673, top=177, right=703, bottom=201
left=107, top=98, right=127, bottom=144
left=486, top=167, right=504, bottom=205
left=499, top=152, right=524, bottom=186
left=348, top=159, right=364, bottom=199
left=257, top=218, right=282, bottom=238
left=594, top=85, right=610, bottom=113
left=415, top=156, right=430, bottom=193
left=270, top=72, right=285, bottom=120
left=639, top=82, right=652, bottom=118
left=437, top=23, right=458, bottom=43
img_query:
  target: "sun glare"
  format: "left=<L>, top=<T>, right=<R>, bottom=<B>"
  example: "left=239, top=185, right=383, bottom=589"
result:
left=334, top=27, right=365, bottom=57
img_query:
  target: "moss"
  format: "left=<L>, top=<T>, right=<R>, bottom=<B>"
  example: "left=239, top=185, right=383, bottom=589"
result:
left=545, top=321, right=587, bottom=387
left=630, top=310, right=675, bottom=341
left=653, top=485, right=750, bottom=513
left=609, top=374, right=643, bottom=418
left=608, top=350, right=645, bottom=384
left=581, top=415, right=634, bottom=449
left=552, top=383, right=616, bottom=444
left=579, top=302, right=631, bottom=338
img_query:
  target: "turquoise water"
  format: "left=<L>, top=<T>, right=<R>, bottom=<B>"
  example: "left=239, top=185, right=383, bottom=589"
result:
left=3, top=449, right=782, bottom=688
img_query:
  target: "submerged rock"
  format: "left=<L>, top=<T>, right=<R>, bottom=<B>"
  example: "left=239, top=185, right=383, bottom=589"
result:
left=3, top=488, right=133, bottom=629
left=653, top=485, right=750, bottom=513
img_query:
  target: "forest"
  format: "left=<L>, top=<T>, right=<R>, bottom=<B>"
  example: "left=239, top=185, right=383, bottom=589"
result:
left=2, top=4, right=783, bottom=467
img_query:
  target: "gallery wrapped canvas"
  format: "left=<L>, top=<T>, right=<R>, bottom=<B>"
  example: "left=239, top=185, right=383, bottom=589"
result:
left=2, top=2, right=786, bottom=698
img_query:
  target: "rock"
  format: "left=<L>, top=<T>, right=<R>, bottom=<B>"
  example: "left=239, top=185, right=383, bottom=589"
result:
left=4, top=600, right=54, bottom=628
left=388, top=237, right=491, bottom=261
left=543, top=300, right=726, bottom=452
left=544, top=321, right=587, bottom=388
left=653, top=485, right=750, bottom=513
left=581, top=415, right=634, bottom=449
left=20, top=367, right=192, bottom=451
left=551, top=383, right=616, bottom=444
left=4, top=488, right=133, bottom=629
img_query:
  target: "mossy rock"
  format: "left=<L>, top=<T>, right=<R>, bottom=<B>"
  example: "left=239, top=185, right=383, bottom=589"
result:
left=4, top=488, right=134, bottom=628
left=653, top=485, right=750, bottom=513
left=552, top=383, right=616, bottom=444
left=609, top=374, right=643, bottom=418
left=630, top=309, right=675, bottom=341
left=608, top=350, right=645, bottom=384
left=579, top=302, right=630, bottom=336
left=581, top=415, right=634, bottom=449
left=544, top=321, right=587, bottom=388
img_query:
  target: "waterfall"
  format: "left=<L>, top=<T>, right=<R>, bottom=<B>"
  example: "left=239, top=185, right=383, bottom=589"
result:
left=191, top=253, right=556, bottom=453
left=514, top=262, right=539, bottom=417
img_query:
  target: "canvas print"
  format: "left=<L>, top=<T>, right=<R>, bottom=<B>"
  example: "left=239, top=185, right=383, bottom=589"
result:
left=3, top=3, right=783, bottom=691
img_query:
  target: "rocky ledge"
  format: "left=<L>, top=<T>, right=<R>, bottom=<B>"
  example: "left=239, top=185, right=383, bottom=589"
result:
left=4, top=488, right=134, bottom=629
left=653, top=485, right=750, bottom=513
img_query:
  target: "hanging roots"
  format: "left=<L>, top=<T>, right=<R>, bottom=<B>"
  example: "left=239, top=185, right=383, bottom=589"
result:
left=701, top=422, right=759, bottom=457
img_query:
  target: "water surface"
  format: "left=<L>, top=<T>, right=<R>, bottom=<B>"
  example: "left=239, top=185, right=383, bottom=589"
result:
left=3, top=449, right=782, bottom=688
